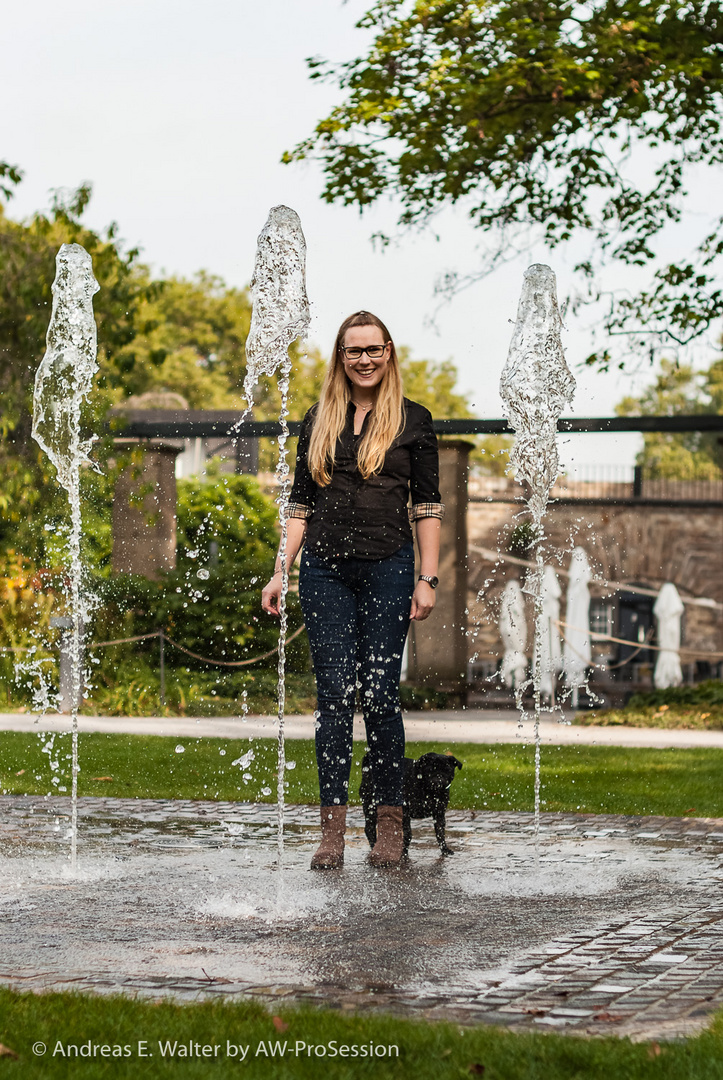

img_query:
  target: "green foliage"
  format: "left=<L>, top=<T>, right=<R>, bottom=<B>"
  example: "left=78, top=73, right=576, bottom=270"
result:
left=112, top=271, right=251, bottom=408
left=397, top=348, right=512, bottom=469
left=287, top=0, right=723, bottom=367
left=576, top=682, right=723, bottom=730
left=508, top=521, right=535, bottom=556
left=398, top=350, right=471, bottom=416
left=84, top=661, right=317, bottom=718
left=0, top=159, right=22, bottom=200
left=0, top=473, right=310, bottom=710
left=616, top=357, right=723, bottom=477
left=95, top=473, right=308, bottom=674
left=575, top=704, right=723, bottom=730
left=399, top=683, right=451, bottom=710
left=158, top=473, right=306, bottom=669
left=628, top=679, right=723, bottom=709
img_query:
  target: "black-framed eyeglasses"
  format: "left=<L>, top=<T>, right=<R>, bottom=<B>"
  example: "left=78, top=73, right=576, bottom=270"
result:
left=341, top=343, right=389, bottom=361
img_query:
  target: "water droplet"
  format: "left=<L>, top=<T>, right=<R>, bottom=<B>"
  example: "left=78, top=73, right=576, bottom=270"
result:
left=175, top=745, right=185, bottom=754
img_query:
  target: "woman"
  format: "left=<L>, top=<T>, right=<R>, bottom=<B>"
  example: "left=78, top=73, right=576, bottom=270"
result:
left=261, top=311, right=443, bottom=869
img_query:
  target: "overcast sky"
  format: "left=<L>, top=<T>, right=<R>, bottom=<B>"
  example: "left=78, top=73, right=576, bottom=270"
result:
left=5, top=0, right=719, bottom=468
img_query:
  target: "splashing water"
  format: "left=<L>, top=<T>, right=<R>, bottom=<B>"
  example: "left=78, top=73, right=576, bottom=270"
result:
left=32, top=243, right=100, bottom=869
left=245, top=207, right=310, bottom=866
left=244, top=206, right=310, bottom=388
left=499, top=265, right=575, bottom=835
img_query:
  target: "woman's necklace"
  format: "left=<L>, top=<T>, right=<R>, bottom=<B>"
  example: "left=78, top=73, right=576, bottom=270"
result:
left=351, top=398, right=374, bottom=411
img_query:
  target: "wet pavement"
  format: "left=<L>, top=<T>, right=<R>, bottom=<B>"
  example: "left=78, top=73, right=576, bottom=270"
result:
left=3, top=795, right=723, bottom=1041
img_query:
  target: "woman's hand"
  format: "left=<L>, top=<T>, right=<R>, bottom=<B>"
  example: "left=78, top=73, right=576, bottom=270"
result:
left=410, top=580, right=436, bottom=621
left=261, top=572, right=283, bottom=616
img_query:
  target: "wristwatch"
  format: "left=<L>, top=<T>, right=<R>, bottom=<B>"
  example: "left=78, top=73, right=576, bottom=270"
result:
left=418, top=574, right=439, bottom=589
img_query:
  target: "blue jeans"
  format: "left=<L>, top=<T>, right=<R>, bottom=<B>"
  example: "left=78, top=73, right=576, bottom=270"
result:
left=298, top=543, right=415, bottom=807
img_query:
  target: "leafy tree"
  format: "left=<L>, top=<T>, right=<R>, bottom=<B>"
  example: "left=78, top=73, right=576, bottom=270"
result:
left=111, top=271, right=251, bottom=409
left=0, top=161, right=22, bottom=201
left=398, top=350, right=471, bottom=415
left=616, top=356, right=723, bottom=476
left=286, top=0, right=723, bottom=368
left=395, top=349, right=510, bottom=472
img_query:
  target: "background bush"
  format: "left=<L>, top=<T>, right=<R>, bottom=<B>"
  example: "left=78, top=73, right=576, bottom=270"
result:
left=627, top=680, right=723, bottom=709
left=1, top=470, right=312, bottom=714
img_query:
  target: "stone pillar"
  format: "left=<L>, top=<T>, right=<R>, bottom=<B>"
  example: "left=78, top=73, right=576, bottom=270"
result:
left=408, top=440, right=472, bottom=693
left=112, top=439, right=183, bottom=579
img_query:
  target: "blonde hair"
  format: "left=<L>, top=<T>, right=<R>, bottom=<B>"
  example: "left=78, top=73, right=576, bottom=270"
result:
left=307, top=311, right=405, bottom=486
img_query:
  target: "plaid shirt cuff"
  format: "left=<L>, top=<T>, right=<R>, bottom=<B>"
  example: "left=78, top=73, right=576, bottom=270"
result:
left=409, top=502, right=445, bottom=522
left=287, top=501, right=314, bottom=520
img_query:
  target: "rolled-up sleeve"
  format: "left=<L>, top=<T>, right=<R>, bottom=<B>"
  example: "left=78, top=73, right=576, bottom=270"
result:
left=409, top=405, right=445, bottom=521
left=288, top=408, right=318, bottom=519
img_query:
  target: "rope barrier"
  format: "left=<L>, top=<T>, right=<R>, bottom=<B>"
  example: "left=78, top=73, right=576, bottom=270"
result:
left=556, top=623, right=655, bottom=671
left=87, top=632, right=163, bottom=648
left=162, top=624, right=306, bottom=667
left=557, top=620, right=723, bottom=660
left=5, top=625, right=308, bottom=669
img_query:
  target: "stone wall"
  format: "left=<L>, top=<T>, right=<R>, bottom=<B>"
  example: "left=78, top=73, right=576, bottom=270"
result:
left=467, top=481, right=723, bottom=681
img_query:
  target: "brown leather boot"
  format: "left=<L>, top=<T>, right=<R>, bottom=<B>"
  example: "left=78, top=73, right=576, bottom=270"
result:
left=310, top=805, right=347, bottom=870
left=368, top=805, right=404, bottom=867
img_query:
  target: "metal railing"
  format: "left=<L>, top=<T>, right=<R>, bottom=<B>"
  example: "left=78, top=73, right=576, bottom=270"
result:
left=470, top=465, right=723, bottom=503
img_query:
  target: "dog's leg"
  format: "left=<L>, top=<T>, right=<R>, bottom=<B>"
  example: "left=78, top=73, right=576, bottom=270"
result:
left=402, top=808, right=412, bottom=856
left=364, top=806, right=377, bottom=849
left=434, top=810, right=454, bottom=855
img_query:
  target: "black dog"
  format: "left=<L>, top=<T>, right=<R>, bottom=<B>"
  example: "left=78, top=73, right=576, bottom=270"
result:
left=359, top=751, right=463, bottom=857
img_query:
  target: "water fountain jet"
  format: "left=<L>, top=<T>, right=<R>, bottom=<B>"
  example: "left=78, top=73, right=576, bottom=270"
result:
left=499, top=264, right=575, bottom=832
left=244, top=206, right=310, bottom=865
left=31, top=242, right=100, bottom=868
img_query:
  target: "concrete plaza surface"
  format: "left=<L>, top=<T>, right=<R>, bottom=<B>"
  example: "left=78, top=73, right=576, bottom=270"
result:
left=2, top=709, right=723, bottom=748
left=3, top=796, right=723, bottom=1042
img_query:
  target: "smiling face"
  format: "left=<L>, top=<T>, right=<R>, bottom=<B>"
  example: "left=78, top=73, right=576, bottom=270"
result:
left=341, top=324, right=391, bottom=396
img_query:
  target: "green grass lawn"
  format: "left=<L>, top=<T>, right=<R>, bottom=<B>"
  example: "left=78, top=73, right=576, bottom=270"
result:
left=1, top=988, right=723, bottom=1080
left=2, top=732, right=723, bottom=818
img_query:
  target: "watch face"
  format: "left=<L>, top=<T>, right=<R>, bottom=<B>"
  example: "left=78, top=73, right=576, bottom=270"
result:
left=421, top=575, right=439, bottom=589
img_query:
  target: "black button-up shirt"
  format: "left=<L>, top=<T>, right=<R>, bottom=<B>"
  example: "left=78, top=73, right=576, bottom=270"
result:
left=288, top=398, right=444, bottom=560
